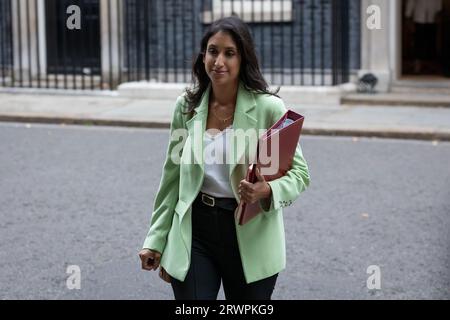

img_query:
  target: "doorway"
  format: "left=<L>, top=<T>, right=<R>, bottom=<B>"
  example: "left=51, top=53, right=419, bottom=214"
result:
left=45, top=0, right=101, bottom=75
left=401, top=0, right=450, bottom=77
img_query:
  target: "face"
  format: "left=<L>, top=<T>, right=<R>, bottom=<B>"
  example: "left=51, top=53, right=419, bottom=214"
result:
left=203, top=31, right=241, bottom=86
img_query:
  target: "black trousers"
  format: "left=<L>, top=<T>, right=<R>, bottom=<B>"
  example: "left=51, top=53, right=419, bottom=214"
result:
left=170, top=194, right=278, bottom=300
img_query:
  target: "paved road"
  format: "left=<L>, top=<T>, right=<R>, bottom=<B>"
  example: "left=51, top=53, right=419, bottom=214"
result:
left=0, top=122, right=448, bottom=299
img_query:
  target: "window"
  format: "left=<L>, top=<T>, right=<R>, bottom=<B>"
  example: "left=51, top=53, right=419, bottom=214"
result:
left=202, top=0, right=293, bottom=23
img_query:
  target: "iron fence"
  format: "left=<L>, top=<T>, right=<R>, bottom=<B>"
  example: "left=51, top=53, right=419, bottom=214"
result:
left=0, top=0, right=355, bottom=91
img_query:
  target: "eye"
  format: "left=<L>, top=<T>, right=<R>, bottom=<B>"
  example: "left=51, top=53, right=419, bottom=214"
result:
left=226, top=51, right=235, bottom=57
left=208, top=48, right=217, bottom=55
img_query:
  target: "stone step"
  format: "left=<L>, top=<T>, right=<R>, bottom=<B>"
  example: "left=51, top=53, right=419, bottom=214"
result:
left=342, top=92, right=450, bottom=108
left=391, top=84, right=450, bottom=95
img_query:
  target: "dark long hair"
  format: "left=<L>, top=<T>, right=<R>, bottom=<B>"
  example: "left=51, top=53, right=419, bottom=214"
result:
left=183, top=16, right=279, bottom=115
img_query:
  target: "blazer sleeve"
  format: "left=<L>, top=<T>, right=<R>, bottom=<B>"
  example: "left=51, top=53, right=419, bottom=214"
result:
left=142, top=96, right=186, bottom=253
left=260, top=98, right=311, bottom=213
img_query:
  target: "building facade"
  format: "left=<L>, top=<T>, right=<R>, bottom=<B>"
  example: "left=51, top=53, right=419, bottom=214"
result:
left=361, top=0, right=450, bottom=92
left=0, top=0, right=448, bottom=93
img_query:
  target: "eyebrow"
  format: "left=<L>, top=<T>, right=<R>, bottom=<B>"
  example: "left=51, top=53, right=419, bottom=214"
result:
left=207, top=44, right=237, bottom=50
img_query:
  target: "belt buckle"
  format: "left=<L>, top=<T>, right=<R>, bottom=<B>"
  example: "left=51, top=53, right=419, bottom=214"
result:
left=201, top=194, right=215, bottom=207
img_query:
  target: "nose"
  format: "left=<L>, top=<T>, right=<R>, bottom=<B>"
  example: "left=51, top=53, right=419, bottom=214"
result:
left=214, top=54, right=224, bottom=68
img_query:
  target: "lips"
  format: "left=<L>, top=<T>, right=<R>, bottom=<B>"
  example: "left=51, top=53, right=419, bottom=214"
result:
left=213, top=70, right=227, bottom=74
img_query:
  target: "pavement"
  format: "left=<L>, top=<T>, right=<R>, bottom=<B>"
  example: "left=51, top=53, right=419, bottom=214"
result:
left=0, top=87, right=450, bottom=141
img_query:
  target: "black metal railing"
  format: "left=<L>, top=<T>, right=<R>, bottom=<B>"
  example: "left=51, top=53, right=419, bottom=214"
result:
left=0, top=0, right=354, bottom=91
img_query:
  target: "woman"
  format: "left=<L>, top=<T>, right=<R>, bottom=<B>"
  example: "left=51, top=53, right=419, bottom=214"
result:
left=138, top=16, right=310, bottom=300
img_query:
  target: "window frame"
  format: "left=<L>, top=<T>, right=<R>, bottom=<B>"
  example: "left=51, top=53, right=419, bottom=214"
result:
left=201, top=0, right=293, bottom=23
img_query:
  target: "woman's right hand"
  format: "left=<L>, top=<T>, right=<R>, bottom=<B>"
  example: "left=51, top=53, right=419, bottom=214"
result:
left=138, top=248, right=161, bottom=271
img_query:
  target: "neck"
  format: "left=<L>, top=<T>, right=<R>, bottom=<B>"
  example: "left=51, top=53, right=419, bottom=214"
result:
left=210, top=81, right=239, bottom=106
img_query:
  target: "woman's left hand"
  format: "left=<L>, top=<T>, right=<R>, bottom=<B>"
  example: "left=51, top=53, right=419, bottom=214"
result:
left=238, top=167, right=272, bottom=204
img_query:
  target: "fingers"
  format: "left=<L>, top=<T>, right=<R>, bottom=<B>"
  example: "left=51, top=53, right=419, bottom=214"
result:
left=239, top=180, right=252, bottom=193
left=239, top=189, right=254, bottom=204
left=159, top=267, right=171, bottom=283
left=139, top=249, right=161, bottom=271
left=239, top=179, right=252, bottom=189
left=239, top=188, right=250, bottom=202
left=141, top=257, right=153, bottom=271
left=139, top=250, right=153, bottom=271
left=255, top=167, right=265, bottom=181
left=239, top=180, right=255, bottom=203
left=152, top=253, right=161, bottom=270
left=239, top=181, right=269, bottom=204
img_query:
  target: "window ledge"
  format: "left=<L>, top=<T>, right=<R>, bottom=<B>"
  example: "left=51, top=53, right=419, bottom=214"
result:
left=202, top=0, right=293, bottom=24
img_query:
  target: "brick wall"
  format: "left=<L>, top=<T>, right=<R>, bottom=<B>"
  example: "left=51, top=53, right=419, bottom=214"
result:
left=123, top=0, right=360, bottom=75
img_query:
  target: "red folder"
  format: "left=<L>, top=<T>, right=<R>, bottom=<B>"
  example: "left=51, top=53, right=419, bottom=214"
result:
left=235, top=110, right=304, bottom=225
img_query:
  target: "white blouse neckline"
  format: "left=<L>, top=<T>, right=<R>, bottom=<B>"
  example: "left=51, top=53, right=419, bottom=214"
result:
left=205, top=125, right=233, bottom=140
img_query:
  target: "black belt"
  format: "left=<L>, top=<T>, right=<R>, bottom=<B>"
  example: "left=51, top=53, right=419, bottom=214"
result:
left=196, top=192, right=238, bottom=211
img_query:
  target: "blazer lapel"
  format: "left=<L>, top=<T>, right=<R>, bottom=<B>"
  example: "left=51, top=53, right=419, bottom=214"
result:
left=185, top=85, right=210, bottom=172
left=184, top=81, right=257, bottom=201
left=228, top=82, right=257, bottom=178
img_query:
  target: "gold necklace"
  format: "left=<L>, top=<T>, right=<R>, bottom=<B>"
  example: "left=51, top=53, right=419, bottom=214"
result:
left=211, top=105, right=234, bottom=124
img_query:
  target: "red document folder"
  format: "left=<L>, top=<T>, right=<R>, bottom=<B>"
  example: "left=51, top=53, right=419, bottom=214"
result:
left=235, top=110, right=304, bottom=225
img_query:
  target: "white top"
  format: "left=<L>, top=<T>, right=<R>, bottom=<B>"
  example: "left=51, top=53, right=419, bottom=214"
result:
left=200, top=125, right=235, bottom=198
left=405, top=0, right=442, bottom=24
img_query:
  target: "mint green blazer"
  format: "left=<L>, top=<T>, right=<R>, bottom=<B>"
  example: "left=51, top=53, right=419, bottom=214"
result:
left=142, top=81, right=310, bottom=284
